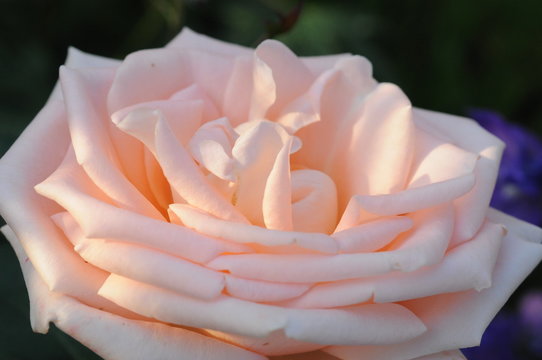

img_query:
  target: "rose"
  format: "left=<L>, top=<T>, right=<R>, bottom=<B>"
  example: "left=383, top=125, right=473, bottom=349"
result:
left=1, top=28, right=541, bottom=360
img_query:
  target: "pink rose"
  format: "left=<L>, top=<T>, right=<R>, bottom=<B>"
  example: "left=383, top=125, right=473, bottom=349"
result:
left=1, top=28, right=541, bottom=360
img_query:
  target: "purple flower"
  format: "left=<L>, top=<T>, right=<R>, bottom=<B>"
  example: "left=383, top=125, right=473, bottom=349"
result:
left=469, top=109, right=542, bottom=226
left=461, top=312, right=521, bottom=360
left=519, top=291, right=542, bottom=357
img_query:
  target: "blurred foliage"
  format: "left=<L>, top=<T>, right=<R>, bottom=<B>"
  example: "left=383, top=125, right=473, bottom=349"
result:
left=1, top=0, right=542, bottom=358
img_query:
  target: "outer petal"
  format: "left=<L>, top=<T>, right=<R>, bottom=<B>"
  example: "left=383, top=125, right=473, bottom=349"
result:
left=325, top=212, right=542, bottom=360
left=413, top=108, right=505, bottom=243
left=3, top=226, right=265, bottom=360
left=100, top=274, right=426, bottom=347
left=0, top=100, right=124, bottom=313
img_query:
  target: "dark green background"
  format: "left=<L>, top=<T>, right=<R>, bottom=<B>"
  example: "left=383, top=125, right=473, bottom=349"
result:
left=1, top=0, right=541, bottom=359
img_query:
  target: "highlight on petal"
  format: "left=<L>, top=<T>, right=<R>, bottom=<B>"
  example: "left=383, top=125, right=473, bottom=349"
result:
left=413, top=108, right=505, bottom=243
left=336, top=83, right=415, bottom=203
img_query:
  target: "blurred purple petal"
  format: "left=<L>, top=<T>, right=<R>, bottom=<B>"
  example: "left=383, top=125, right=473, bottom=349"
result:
left=468, top=109, right=542, bottom=225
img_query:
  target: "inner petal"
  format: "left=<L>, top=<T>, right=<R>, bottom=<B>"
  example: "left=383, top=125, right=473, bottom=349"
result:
left=291, top=169, right=338, bottom=234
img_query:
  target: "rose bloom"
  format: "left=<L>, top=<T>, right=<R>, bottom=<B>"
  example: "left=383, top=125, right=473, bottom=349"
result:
left=1, top=28, right=541, bottom=360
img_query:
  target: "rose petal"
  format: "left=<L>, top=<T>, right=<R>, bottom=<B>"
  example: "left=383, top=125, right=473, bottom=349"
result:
left=188, top=117, right=237, bottom=181
left=52, top=211, right=225, bottom=300
left=0, top=102, right=128, bottom=314
left=169, top=83, right=220, bottom=122
left=2, top=224, right=140, bottom=322
left=332, top=83, right=415, bottom=207
left=225, top=275, right=310, bottom=302
left=293, top=57, right=376, bottom=178
left=324, top=211, right=542, bottom=360
left=170, top=204, right=338, bottom=254
left=99, top=274, right=426, bottom=346
left=231, top=120, right=295, bottom=226
left=290, top=169, right=338, bottom=234
left=60, top=66, right=163, bottom=220
left=113, top=107, right=247, bottom=222
left=413, top=108, right=505, bottom=243
left=301, top=53, right=355, bottom=75
left=4, top=225, right=263, bottom=360
left=223, top=55, right=254, bottom=126
left=112, top=98, right=204, bottom=146
left=336, top=174, right=474, bottom=230
left=107, top=48, right=190, bottom=113
left=48, top=47, right=120, bottom=102
left=208, top=204, right=453, bottom=282
left=207, top=330, right=326, bottom=357
left=35, top=152, right=250, bottom=263
left=249, top=53, right=276, bottom=121
left=408, top=127, right=479, bottom=188
left=254, top=40, right=314, bottom=119
left=263, top=136, right=294, bottom=231
left=332, top=216, right=413, bottom=253
left=291, top=221, right=503, bottom=309
left=100, top=274, right=289, bottom=338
